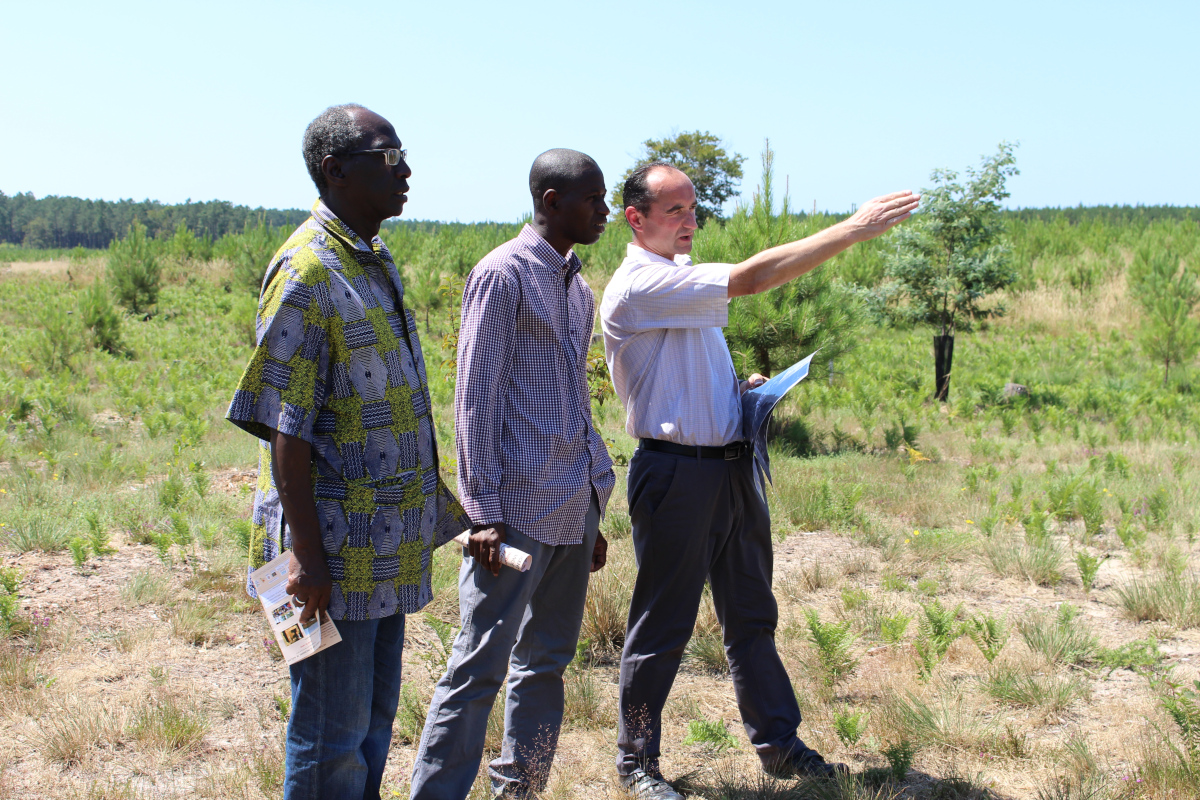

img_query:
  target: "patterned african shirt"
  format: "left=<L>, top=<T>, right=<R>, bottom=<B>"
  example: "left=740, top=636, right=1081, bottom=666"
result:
left=226, top=199, right=469, bottom=621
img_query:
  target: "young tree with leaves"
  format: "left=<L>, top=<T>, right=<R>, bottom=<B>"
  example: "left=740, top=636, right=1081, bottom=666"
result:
left=869, top=142, right=1019, bottom=401
left=615, top=130, right=745, bottom=226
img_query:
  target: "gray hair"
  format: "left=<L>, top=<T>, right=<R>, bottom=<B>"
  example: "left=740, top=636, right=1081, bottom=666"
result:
left=302, top=104, right=368, bottom=192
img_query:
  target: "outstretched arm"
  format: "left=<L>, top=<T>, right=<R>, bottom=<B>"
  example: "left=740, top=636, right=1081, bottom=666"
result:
left=727, top=190, right=920, bottom=298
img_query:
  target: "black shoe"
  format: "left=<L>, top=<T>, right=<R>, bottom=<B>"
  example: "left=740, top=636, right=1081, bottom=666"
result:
left=763, top=744, right=848, bottom=779
left=620, top=768, right=685, bottom=799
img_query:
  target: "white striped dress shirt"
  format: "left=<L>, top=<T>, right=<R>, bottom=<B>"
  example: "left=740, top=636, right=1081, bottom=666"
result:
left=599, top=243, right=742, bottom=447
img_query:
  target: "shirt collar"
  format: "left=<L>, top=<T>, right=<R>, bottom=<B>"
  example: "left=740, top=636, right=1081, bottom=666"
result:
left=626, top=242, right=693, bottom=267
left=311, top=199, right=383, bottom=254
left=520, top=224, right=582, bottom=279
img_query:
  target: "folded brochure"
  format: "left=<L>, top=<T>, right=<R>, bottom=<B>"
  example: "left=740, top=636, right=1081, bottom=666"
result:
left=250, top=552, right=342, bottom=665
left=740, top=350, right=817, bottom=485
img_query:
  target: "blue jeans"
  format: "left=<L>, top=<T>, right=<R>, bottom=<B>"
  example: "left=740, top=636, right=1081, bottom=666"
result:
left=285, top=613, right=406, bottom=800
left=410, top=497, right=600, bottom=800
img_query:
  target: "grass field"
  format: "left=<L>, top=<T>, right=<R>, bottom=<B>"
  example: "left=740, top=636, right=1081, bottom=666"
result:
left=2, top=224, right=1200, bottom=799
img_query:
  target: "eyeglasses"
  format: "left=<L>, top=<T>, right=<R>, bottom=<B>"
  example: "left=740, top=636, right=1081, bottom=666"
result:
left=344, top=148, right=407, bottom=166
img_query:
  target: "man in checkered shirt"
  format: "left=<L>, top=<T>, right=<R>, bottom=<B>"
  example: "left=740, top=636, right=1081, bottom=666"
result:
left=410, top=149, right=615, bottom=800
left=600, top=163, right=919, bottom=799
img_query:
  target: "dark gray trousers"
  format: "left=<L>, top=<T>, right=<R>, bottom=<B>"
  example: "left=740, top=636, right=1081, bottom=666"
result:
left=616, top=447, right=802, bottom=776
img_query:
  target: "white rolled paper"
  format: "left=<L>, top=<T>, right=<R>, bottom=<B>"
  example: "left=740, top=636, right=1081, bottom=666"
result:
left=452, top=531, right=533, bottom=572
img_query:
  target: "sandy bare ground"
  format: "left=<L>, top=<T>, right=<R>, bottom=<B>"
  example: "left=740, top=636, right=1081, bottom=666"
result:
left=3, top=518, right=1199, bottom=799
left=0, top=261, right=74, bottom=276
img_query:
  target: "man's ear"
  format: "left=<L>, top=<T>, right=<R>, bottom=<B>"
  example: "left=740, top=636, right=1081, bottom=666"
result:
left=321, top=155, right=348, bottom=188
left=541, top=188, right=559, bottom=213
left=624, top=205, right=643, bottom=232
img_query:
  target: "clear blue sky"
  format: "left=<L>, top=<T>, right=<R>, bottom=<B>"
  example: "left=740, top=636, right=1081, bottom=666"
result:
left=3, top=0, right=1196, bottom=222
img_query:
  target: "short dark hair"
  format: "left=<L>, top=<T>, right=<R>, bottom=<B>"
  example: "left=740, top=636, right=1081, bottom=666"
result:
left=622, top=162, right=676, bottom=218
left=302, top=104, right=368, bottom=192
left=529, top=149, right=601, bottom=210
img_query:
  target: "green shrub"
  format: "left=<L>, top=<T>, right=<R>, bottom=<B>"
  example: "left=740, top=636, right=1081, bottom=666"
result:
left=1075, top=551, right=1101, bottom=594
left=33, top=303, right=85, bottom=373
left=1074, top=484, right=1104, bottom=539
left=1129, top=245, right=1200, bottom=386
left=68, top=537, right=90, bottom=569
left=128, top=694, right=208, bottom=751
left=218, top=217, right=288, bottom=295
left=682, top=718, right=738, bottom=752
left=915, top=600, right=963, bottom=679
left=882, top=740, right=916, bottom=781
left=834, top=707, right=869, bottom=747
left=394, top=683, right=430, bottom=744
left=1094, top=639, right=1162, bottom=674
left=78, top=281, right=127, bottom=357
left=108, top=220, right=160, bottom=314
left=805, top=609, right=859, bottom=687
left=0, top=567, right=22, bottom=635
left=86, top=513, right=115, bottom=556
left=966, top=613, right=1008, bottom=663
left=880, top=612, right=911, bottom=644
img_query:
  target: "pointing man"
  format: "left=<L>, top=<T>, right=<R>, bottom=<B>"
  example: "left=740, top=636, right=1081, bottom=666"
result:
left=601, top=162, right=918, bottom=798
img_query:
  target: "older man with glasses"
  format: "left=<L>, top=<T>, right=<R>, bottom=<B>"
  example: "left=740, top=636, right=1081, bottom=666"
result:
left=227, top=103, right=469, bottom=800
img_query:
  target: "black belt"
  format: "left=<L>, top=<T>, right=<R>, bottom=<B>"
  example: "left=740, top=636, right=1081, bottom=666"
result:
left=639, top=438, right=752, bottom=461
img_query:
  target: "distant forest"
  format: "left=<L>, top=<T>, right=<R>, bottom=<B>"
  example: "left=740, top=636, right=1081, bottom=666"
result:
left=0, top=192, right=311, bottom=249
left=1, top=189, right=1197, bottom=250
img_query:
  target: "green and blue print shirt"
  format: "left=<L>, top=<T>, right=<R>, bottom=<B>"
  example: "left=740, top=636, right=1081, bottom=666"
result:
left=227, top=200, right=469, bottom=621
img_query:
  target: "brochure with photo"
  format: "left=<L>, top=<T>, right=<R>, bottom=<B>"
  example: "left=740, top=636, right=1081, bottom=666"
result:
left=250, top=552, right=342, bottom=665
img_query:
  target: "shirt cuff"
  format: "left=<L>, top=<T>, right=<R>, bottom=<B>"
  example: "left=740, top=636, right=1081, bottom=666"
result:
left=460, top=492, right=504, bottom=527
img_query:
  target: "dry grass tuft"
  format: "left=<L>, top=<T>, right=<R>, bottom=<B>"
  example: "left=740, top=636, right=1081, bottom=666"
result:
left=37, top=698, right=123, bottom=767
left=128, top=692, right=209, bottom=753
left=169, top=602, right=219, bottom=646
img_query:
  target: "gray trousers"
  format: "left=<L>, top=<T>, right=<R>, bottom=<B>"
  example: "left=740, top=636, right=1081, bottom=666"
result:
left=616, top=447, right=802, bottom=776
left=410, top=497, right=600, bottom=800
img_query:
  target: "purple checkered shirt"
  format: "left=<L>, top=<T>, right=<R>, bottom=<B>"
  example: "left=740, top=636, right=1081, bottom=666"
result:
left=455, top=225, right=615, bottom=546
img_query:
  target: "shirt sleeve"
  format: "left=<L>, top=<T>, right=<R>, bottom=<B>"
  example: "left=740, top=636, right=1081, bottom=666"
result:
left=226, top=258, right=331, bottom=443
left=454, top=265, right=519, bottom=526
left=607, top=260, right=731, bottom=333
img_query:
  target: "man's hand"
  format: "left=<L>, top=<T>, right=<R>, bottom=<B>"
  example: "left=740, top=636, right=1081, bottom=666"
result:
left=469, top=523, right=507, bottom=577
left=287, top=548, right=332, bottom=624
left=591, top=532, right=608, bottom=573
left=843, top=191, right=921, bottom=243
left=740, top=373, right=767, bottom=395
left=728, top=191, right=919, bottom=298
left=270, top=428, right=330, bottom=625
